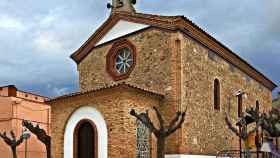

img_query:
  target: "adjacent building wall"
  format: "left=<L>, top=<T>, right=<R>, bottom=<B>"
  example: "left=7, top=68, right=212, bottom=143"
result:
left=0, top=86, right=50, bottom=158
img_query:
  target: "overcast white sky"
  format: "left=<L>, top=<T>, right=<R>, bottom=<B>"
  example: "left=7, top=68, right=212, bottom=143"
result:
left=0, top=0, right=279, bottom=98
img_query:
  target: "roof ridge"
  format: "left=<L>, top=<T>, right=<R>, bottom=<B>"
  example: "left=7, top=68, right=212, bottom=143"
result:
left=114, top=11, right=182, bottom=17
left=47, top=82, right=164, bottom=102
left=70, top=12, right=277, bottom=90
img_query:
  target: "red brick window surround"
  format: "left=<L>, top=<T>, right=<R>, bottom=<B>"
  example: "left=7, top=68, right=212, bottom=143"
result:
left=214, top=79, right=221, bottom=110
left=106, top=39, right=136, bottom=81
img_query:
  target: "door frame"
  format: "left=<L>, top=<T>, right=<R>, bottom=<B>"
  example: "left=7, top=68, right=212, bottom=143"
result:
left=73, top=119, right=98, bottom=158
left=64, top=106, right=108, bottom=158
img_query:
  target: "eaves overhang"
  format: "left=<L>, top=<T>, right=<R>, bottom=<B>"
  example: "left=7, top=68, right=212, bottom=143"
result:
left=70, top=12, right=277, bottom=91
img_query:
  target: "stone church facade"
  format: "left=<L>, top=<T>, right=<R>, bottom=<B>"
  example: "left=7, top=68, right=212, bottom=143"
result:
left=48, top=1, right=277, bottom=158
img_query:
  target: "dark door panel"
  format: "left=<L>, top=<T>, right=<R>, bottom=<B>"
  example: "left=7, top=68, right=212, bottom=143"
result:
left=77, top=122, right=95, bottom=158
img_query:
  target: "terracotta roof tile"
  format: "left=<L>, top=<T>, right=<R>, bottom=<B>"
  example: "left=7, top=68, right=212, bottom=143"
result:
left=70, top=11, right=277, bottom=90
left=46, top=82, right=164, bottom=103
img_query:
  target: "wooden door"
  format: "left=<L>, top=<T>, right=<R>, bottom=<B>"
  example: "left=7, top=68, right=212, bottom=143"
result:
left=77, top=122, right=95, bottom=158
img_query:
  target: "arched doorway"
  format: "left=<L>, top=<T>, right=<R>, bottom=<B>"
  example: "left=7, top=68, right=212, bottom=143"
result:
left=74, top=121, right=97, bottom=158
left=64, top=106, right=108, bottom=158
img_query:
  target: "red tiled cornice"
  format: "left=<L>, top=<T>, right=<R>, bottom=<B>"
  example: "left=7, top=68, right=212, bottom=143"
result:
left=46, top=82, right=164, bottom=103
left=70, top=12, right=277, bottom=90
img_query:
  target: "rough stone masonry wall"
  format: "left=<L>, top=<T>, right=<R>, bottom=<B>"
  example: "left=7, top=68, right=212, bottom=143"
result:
left=78, top=28, right=182, bottom=153
left=78, top=28, right=172, bottom=94
left=50, top=88, right=161, bottom=158
left=179, top=34, right=272, bottom=155
left=76, top=27, right=272, bottom=156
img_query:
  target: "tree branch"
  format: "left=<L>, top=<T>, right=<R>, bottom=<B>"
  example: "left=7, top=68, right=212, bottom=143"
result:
left=225, top=113, right=240, bottom=137
left=16, top=135, right=24, bottom=146
left=166, top=112, right=186, bottom=136
left=130, top=106, right=187, bottom=158
left=153, top=107, right=165, bottom=130
left=10, top=131, right=16, bottom=140
left=168, top=112, right=181, bottom=129
left=260, top=110, right=280, bottom=137
left=130, top=109, right=160, bottom=137
left=0, top=130, right=25, bottom=147
left=0, top=132, right=12, bottom=146
left=22, top=120, right=50, bottom=145
left=22, top=120, right=51, bottom=158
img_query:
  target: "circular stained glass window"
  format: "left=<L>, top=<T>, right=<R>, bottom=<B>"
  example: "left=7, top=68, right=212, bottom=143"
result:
left=115, top=48, right=133, bottom=74
left=106, top=39, right=136, bottom=81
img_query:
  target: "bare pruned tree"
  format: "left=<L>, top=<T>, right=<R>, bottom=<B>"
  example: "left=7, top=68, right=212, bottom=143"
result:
left=22, top=120, right=51, bottom=158
left=260, top=108, right=280, bottom=138
left=130, top=106, right=186, bottom=158
left=0, top=131, right=25, bottom=158
left=246, top=104, right=262, bottom=153
left=225, top=112, right=253, bottom=158
left=259, top=108, right=280, bottom=158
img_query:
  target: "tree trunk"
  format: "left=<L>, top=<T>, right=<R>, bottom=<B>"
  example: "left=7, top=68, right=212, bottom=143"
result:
left=46, top=144, right=51, bottom=158
left=157, top=137, right=165, bottom=158
left=244, top=139, right=251, bottom=158
left=12, top=147, right=17, bottom=158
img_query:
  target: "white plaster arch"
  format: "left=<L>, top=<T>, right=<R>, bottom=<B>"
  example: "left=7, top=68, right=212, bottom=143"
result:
left=64, top=106, right=108, bottom=158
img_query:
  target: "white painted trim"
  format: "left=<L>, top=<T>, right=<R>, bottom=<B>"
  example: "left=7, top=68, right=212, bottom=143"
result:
left=64, top=106, right=108, bottom=158
left=165, top=155, right=218, bottom=158
left=96, top=20, right=149, bottom=46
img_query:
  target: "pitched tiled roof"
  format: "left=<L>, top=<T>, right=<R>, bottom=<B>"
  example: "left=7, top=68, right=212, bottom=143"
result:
left=46, top=82, right=164, bottom=103
left=70, top=11, right=277, bottom=90
left=70, top=12, right=181, bottom=62
left=125, top=12, right=182, bottom=22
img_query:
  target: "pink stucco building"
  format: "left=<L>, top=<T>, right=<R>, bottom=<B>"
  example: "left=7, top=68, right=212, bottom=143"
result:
left=0, top=85, right=50, bottom=158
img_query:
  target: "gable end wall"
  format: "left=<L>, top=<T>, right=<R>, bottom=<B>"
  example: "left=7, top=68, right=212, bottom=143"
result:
left=76, top=27, right=272, bottom=155
left=78, top=28, right=185, bottom=153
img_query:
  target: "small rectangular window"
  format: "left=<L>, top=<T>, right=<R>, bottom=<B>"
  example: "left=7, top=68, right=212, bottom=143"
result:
left=214, top=79, right=220, bottom=110
left=238, top=95, right=242, bottom=117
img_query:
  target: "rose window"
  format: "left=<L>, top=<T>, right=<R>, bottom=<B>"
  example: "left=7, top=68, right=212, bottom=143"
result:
left=106, top=39, right=136, bottom=81
left=115, top=48, right=133, bottom=74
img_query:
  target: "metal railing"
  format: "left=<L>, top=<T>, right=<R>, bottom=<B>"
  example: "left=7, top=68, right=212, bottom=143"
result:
left=217, top=149, right=241, bottom=158
left=217, top=150, right=276, bottom=158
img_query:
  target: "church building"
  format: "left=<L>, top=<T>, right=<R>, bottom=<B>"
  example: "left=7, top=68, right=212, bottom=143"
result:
left=47, top=1, right=277, bottom=158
